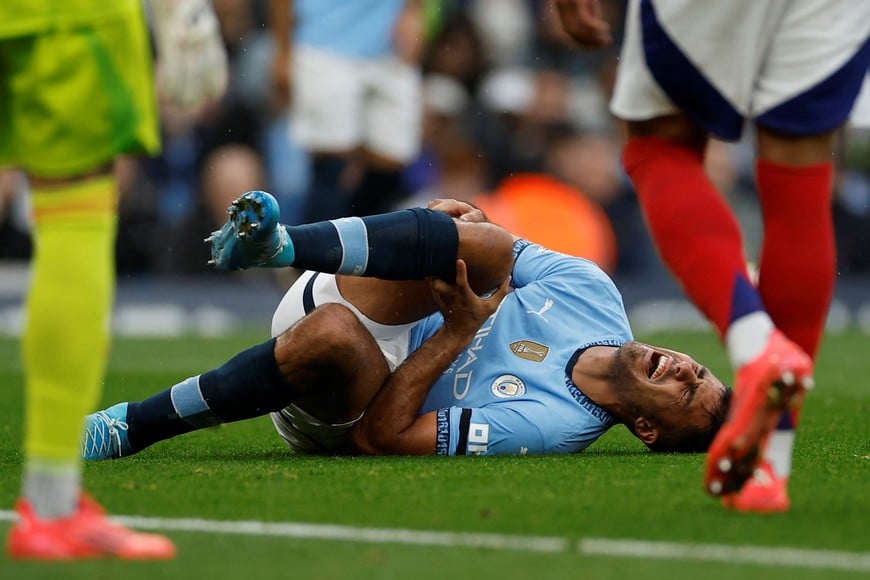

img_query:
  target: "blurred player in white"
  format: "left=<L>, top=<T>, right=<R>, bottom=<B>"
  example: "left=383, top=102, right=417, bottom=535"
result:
left=2, top=0, right=226, bottom=560
left=555, top=0, right=870, bottom=512
left=270, top=0, right=425, bottom=221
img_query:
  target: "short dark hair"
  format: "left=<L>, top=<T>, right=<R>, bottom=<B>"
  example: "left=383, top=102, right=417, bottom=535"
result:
left=646, top=387, right=733, bottom=453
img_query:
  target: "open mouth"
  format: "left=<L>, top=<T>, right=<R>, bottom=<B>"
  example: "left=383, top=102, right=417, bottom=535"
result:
left=647, top=351, right=671, bottom=381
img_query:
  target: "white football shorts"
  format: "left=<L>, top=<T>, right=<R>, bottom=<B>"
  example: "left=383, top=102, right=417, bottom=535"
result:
left=290, top=46, right=422, bottom=163
left=611, top=0, right=870, bottom=140
left=270, top=403, right=361, bottom=455
left=269, top=270, right=418, bottom=454
left=270, top=270, right=416, bottom=370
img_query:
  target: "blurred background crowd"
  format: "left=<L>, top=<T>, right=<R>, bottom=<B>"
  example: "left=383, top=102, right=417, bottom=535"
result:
left=1, top=0, right=869, bottom=288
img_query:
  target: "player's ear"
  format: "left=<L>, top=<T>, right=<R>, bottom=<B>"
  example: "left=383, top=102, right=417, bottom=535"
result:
left=633, top=417, right=659, bottom=445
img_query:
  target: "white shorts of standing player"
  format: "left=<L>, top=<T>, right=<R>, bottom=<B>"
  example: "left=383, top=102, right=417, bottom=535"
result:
left=611, top=0, right=870, bottom=140
left=289, top=45, right=422, bottom=163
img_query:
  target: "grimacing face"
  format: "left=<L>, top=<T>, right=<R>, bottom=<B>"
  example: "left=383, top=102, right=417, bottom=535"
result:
left=613, top=341, right=729, bottom=438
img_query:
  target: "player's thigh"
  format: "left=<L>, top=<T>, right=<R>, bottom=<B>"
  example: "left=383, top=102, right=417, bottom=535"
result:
left=273, top=271, right=419, bottom=366
left=754, top=0, right=870, bottom=136
left=362, top=57, right=422, bottom=164
left=755, top=128, right=837, bottom=166
left=291, top=46, right=364, bottom=154
left=1, top=13, right=158, bottom=179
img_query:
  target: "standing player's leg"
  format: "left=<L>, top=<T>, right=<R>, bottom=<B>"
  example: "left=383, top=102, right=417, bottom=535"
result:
left=291, top=46, right=360, bottom=222
left=620, top=115, right=812, bottom=500
left=5, top=14, right=174, bottom=560
left=10, top=171, right=175, bottom=560
left=610, top=0, right=821, bottom=505
left=21, top=175, right=116, bottom=522
left=755, top=130, right=837, bottom=362
left=349, top=54, right=421, bottom=216
left=720, top=129, right=837, bottom=513
left=714, top=2, right=869, bottom=510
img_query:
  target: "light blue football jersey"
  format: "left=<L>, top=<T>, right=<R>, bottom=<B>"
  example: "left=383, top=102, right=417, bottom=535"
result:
left=408, top=239, right=634, bottom=456
left=295, top=0, right=405, bottom=58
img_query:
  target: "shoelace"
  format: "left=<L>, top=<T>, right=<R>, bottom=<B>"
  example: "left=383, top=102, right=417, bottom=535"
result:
left=83, top=411, right=129, bottom=458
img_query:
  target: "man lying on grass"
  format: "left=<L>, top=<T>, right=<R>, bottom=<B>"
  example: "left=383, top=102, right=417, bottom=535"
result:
left=83, top=192, right=730, bottom=459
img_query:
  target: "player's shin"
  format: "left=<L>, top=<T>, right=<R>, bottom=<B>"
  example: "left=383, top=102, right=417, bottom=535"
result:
left=117, top=339, right=296, bottom=454
left=24, top=177, right=116, bottom=516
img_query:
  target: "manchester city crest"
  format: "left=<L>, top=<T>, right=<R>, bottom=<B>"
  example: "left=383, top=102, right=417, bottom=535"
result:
left=491, top=374, right=526, bottom=398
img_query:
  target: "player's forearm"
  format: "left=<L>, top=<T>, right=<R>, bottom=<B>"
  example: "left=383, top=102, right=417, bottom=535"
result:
left=352, top=326, right=473, bottom=455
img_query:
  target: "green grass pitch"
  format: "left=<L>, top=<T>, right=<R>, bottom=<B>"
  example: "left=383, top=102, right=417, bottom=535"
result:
left=0, top=331, right=867, bottom=579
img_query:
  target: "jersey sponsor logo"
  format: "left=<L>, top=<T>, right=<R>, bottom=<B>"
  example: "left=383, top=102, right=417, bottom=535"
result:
left=491, top=374, right=526, bottom=398
left=526, top=298, right=553, bottom=322
left=509, top=340, right=549, bottom=362
left=435, top=408, right=450, bottom=456
left=467, top=422, right=489, bottom=454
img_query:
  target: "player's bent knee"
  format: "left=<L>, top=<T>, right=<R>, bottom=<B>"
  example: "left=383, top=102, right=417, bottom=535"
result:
left=456, top=222, right=514, bottom=293
left=302, top=303, right=372, bottom=353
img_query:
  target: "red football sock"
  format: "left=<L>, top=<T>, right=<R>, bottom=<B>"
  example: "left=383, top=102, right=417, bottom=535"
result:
left=756, top=159, right=835, bottom=361
left=623, top=136, right=751, bottom=337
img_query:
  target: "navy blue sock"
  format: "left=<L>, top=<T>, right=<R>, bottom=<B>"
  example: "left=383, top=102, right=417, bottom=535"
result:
left=286, top=207, right=458, bottom=281
left=126, top=339, right=295, bottom=451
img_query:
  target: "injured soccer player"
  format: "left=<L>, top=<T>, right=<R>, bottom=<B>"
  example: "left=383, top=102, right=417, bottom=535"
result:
left=82, top=193, right=731, bottom=460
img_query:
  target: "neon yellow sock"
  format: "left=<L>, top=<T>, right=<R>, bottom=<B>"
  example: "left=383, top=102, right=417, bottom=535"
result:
left=23, top=176, right=118, bottom=465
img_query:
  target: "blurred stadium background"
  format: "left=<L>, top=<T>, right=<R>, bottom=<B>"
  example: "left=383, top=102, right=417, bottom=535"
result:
left=1, top=0, right=869, bottom=339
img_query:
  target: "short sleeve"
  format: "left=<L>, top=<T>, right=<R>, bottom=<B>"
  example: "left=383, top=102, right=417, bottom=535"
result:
left=435, top=404, right=549, bottom=456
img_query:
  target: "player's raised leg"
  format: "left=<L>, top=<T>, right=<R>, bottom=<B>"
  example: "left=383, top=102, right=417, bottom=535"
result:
left=206, top=190, right=461, bottom=280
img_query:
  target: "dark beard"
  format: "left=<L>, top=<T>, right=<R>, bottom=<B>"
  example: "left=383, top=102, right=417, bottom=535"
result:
left=611, top=341, right=645, bottom=414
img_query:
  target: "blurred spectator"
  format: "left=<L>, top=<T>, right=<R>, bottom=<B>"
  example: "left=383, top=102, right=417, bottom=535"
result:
left=424, top=8, right=489, bottom=93
left=9, top=0, right=867, bottom=290
left=467, top=0, right=534, bottom=67
left=475, top=172, right=617, bottom=272
left=160, top=144, right=268, bottom=276
left=835, top=107, right=870, bottom=273
left=475, top=67, right=554, bottom=183
left=542, top=129, right=655, bottom=276
left=115, top=0, right=293, bottom=276
left=474, top=62, right=613, bottom=183
left=403, top=73, right=476, bottom=200
left=528, top=0, right=624, bottom=74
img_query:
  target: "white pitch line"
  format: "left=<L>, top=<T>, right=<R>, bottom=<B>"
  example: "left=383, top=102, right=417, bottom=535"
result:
left=579, top=538, right=870, bottom=573
left=111, top=515, right=569, bottom=553
left=1, top=511, right=868, bottom=572
left=0, top=511, right=565, bottom=554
